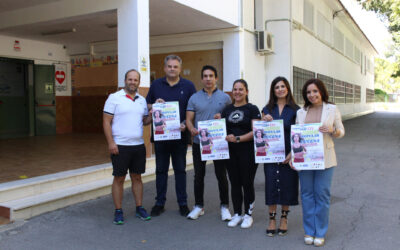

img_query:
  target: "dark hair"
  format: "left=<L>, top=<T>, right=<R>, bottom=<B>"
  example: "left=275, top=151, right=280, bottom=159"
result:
left=124, top=69, right=141, bottom=81
left=164, top=54, right=182, bottom=66
left=265, top=76, right=297, bottom=113
left=152, top=110, right=163, bottom=119
left=302, top=78, right=332, bottom=109
left=232, top=79, right=249, bottom=104
left=201, top=65, right=218, bottom=78
left=291, top=133, right=304, bottom=143
left=199, top=128, right=210, bottom=137
left=254, top=129, right=264, bottom=139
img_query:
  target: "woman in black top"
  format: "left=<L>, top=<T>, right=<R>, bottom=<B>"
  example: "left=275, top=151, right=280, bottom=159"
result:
left=262, top=76, right=300, bottom=236
left=222, top=79, right=261, bottom=229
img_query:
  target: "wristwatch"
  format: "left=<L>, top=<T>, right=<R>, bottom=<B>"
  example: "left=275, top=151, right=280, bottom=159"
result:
left=236, top=136, right=240, bottom=143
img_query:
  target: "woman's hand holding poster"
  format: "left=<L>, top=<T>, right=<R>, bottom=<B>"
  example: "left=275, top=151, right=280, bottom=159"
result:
left=253, top=120, right=285, bottom=163
left=198, top=119, right=229, bottom=161
left=152, top=102, right=181, bottom=141
left=290, top=123, right=325, bottom=170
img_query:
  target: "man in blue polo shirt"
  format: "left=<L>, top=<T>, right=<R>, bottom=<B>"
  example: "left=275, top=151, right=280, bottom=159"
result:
left=186, top=65, right=232, bottom=220
left=146, top=55, right=196, bottom=216
left=103, top=69, right=152, bottom=225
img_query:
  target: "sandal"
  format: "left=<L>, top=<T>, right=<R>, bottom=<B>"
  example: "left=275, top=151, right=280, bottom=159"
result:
left=266, top=212, right=276, bottom=237
left=278, top=210, right=289, bottom=236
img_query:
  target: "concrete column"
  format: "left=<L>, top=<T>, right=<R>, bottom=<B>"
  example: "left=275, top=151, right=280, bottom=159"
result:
left=117, top=0, right=150, bottom=87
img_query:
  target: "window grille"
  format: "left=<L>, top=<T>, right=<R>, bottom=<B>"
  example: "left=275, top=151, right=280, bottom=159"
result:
left=293, top=66, right=315, bottom=104
left=334, top=79, right=345, bottom=104
left=317, top=73, right=334, bottom=102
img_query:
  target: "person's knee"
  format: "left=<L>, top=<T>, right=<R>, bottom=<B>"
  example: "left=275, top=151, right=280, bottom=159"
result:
left=113, top=176, right=126, bottom=185
left=130, top=174, right=142, bottom=183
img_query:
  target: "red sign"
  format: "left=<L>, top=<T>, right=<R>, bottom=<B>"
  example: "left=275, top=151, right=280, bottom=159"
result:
left=55, top=71, right=66, bottom=84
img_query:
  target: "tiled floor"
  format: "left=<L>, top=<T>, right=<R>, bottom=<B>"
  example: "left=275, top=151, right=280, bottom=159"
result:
left=0, top=134, right=110, bottom=183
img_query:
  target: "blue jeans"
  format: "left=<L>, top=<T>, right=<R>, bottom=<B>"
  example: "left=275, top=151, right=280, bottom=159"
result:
left=298, top=167, right=334, bottom=238
left=154, top=141, right=187, bottom=206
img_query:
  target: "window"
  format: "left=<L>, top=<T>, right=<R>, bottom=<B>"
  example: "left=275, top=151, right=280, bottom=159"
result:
left=345, top=82, right=354, bottom=104
left=354, top=47, right=361, bottom=65
left=303, top=0, right=314, bottom=31
left=317, top=73, right=334, bottom=102
left=354, top=85, right=361, bottom=103
left=334, top=79, right=345, bottom=104
left=317, top=11, right=331, bottom=43
left=345, top=37, right=354, bottom=60
left=333, top=27, right=344, bottom=53
left=293, top=66, right=315, bottom=104
left=366, top=88, right=375, bottom=103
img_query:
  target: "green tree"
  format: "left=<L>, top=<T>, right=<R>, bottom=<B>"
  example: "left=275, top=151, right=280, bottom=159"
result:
left=374, top=57, right=400, bottom=93
left=358, top=0, right=400, bottom=77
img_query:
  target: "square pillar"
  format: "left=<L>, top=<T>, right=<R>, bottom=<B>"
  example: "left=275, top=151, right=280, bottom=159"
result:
left=117, top=0, right=150, bottom=87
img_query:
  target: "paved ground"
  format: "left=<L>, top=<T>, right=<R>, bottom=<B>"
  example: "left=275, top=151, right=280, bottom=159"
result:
left=0, top=112, right=399, bottom=250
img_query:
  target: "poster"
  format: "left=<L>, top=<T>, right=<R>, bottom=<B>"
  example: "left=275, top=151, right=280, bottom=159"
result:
left=253, top=120, right=286, bottom=163
left=55, top=64, right=67, bottom=92
left=197, top=119, right=230, bottom=161
left=290, top=123, right=325, bottom=170
left=152, top=102, right=181, bottom=141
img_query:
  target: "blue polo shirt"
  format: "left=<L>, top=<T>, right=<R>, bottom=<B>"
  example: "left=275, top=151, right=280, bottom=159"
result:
left=146, top=77, right=196, bottom=143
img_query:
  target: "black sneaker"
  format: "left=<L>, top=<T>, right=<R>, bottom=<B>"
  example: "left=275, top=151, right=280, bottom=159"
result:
left=113, top=209, right=124, bottom=225
left=136, top=206, right=151, bottom=221
left=150, top=205, right=165, bottom=216
left=179, top=205, right=190, bottom=216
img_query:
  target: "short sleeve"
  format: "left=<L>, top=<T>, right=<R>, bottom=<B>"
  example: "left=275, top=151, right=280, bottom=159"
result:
left=146, top=84, right=155, bottom=104
left=262, top=106, right=269, bottom=115
left=250, top=104, right=261, bottom=120
left=224, top=94, right=232, bottom=106
left=103, top=94, right=116, bottom=115
left=187, top=95, right=196, bottom=112
left=143, top=98, right=149, bottom=116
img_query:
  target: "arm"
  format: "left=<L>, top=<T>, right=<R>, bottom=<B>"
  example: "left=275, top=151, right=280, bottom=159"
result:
left=143, top=115, right=152, bottom=126
left=186, top=111, right=198, bottom=136
left=332, top=107, right=345, bottom=138
left=103, top=113, right=119, bottom=155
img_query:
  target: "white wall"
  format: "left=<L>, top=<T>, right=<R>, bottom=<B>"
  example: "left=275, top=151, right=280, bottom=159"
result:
left=0, top=34, right=72, bottom=96
left=291, top=0, right=376, bottom=116
left=174, top=0, right=240, bottom=26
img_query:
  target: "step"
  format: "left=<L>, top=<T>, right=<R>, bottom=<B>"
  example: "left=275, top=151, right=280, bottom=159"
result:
left=0, top=148, right=193, bottom=221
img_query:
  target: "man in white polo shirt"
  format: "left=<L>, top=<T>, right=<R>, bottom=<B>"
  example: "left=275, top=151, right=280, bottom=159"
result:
left=103, top=69, right=152, bottom=225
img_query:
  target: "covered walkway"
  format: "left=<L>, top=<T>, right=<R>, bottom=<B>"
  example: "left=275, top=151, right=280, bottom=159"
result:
left=0, top=134, right=109, bottom=183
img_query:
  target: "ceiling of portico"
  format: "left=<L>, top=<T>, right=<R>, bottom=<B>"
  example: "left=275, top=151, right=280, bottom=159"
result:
left=0, top=0, right=235, bottom=55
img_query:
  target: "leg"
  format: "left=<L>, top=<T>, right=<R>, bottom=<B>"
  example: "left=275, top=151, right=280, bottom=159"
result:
left=213, top=159, right=229, bottom=206
left=130, top=173, right=143, bottom=207
left=299, top=170, right=316, bottom=237
left=112, top=176, right=126, bottom=209
left=192, top=143, right=206, bottom=207
left=171, top=142, right=188, bottom=206
left=226, top=157, right=242, bottom=215
left=267, top=204, right=277, bottom=236
left=154, top=142, right=171, bottom=206
left=314, top=168, right=334, bottom=238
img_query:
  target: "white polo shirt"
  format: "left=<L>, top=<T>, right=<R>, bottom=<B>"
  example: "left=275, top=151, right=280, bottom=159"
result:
left=103, top=89, right=148, bottom=146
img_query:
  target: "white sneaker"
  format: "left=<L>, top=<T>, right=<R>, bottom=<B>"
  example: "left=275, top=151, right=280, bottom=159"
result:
left=220, top=206, right=232, bottom=221
left=240, top=214, right=253, bottom=229
left=227, top=214, right=242, bottom=227
left=187, top=206, right=204, bottom=220
left=248, top=202, right=255, bottom=215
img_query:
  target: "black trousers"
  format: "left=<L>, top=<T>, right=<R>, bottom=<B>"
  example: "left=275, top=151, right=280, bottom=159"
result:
left=227, top=142, right=258, bottom=215
left=192, top=143, right=229, bottom=207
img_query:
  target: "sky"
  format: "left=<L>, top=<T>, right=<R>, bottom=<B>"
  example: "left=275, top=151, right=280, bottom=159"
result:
left=340, top=0, right=392, bottom=56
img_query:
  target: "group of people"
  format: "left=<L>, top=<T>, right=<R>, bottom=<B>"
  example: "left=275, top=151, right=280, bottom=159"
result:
left=103, top=54, right=345, bottom=247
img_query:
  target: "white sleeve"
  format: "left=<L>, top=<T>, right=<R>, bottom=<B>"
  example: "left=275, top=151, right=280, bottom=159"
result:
left=103, top=94, right=116, bottom=115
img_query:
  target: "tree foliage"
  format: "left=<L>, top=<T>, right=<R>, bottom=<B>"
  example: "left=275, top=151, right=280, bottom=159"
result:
left=358, top=0, right=400, bottom=82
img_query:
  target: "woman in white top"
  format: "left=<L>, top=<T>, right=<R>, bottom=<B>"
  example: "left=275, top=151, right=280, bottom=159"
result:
left=291, top=78, right=345, bottom=247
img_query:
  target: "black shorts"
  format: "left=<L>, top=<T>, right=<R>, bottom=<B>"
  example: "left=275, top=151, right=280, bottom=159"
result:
left=111, top=144, right=146, bottom=176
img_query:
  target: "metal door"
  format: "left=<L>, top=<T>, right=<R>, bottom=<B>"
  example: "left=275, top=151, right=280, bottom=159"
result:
left=34, top=65, right=56, bottom=136
left=0, top=61, right=29, bottom=138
